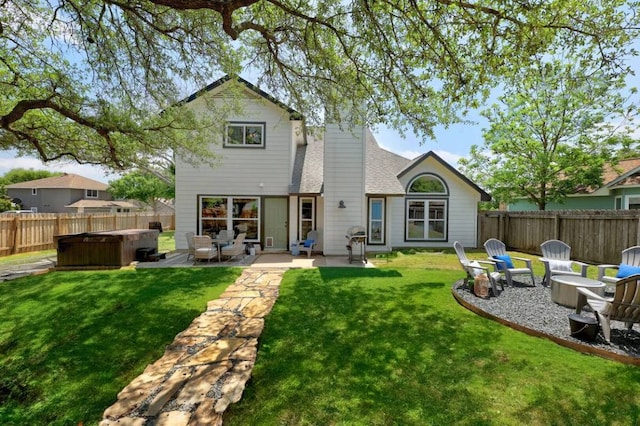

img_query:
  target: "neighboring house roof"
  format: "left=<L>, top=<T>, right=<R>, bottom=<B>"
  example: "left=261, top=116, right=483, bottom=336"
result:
left=571, top=157, right=640, bottom=195
left=178, top=75, right=302, bottom=120
left=398, top=151, right=492, bottom=201
left=65, top=199, right=138, bottom=209
left=6, top=173, right=108, bottom=191
left=604, top=158, right=640, bottom=189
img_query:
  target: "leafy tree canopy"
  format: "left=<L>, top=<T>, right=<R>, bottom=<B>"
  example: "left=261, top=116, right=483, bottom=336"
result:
left=108, top=171, right=173, bottom=209
left=1, top=1, right=639, bottom=173
left=0, top=168, right=60, bottom=186
left=459, top=57, right=634, bottom=210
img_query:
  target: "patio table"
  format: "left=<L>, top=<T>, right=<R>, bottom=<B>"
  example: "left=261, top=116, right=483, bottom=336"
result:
left=550, top=275, right=605, bottom=308
left=211, top=237, right=233, bottom=262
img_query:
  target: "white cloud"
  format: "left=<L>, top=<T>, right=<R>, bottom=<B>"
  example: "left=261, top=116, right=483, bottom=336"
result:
left=433, top=150, right=464, bottom=169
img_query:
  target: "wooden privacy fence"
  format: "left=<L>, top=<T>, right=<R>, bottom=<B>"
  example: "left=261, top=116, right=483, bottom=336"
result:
left=0, top=212, right=175, bottom=256
left=479, top=210, right=640, bottom=265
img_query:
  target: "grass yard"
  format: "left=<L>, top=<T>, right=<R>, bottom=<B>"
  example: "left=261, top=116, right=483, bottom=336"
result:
left=224, top=266, right=640, bottom=425
left=0, top=266, right=241, bottom=425
left=1, top=245, right=638, bottom=424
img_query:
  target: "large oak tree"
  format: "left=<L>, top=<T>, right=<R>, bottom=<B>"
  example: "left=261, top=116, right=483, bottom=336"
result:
left=1, top=1, right=639, bottom=172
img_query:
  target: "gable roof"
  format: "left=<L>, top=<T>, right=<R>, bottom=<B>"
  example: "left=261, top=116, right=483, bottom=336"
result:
left=398, top=151, right=491, bottom=201
left=179, top=75, right=302, bottom=120
left=6, top=173, right=108, bottom=191
left=603, top=158, right=640, bottom=189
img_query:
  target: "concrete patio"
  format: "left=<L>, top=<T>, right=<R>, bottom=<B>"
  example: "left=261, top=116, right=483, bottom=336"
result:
left=134, top=250, right=377, bottom=269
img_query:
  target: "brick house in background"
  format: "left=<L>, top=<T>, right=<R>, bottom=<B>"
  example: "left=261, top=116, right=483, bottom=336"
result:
left=6, top=173, right=137, bottom=213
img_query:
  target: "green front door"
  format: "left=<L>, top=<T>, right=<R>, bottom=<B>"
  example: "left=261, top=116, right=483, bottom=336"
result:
left=263, top=198, right=288, bottom=250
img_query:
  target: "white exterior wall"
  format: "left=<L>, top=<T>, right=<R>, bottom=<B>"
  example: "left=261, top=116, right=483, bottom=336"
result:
left=389, top=157, right=481, bottom=249
left=175, top=89, right=296, bottom=249
left=323, top=124, right=366, bottom=255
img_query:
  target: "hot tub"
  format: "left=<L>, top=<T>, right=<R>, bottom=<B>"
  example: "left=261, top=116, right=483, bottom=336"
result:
left=55, top=229, right=159, bottom=268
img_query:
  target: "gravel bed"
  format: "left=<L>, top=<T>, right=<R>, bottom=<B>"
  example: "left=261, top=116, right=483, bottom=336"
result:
left=453, top=278, right=640, bottom=359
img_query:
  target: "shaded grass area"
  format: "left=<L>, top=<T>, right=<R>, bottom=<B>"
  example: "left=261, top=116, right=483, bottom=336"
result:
left=0, top=266, right=240, bottom=425
left=225, top=267, right=640, bottom=425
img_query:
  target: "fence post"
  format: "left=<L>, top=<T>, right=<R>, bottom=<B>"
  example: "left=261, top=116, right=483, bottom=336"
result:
left=10, top=216, right=18, bottom=254
left=554, top=213, right=561, bottom=240
left=87, top=214, right=92, bottom=232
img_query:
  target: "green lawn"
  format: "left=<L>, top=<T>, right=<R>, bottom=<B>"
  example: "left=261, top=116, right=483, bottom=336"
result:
left=0, top=266, right=241, bottom=425
left=1, top=247, right=638, bottom=425
left=224, top=266, right=640, bottom=425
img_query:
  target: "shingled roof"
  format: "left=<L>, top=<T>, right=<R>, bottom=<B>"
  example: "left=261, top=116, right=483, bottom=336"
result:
left=603, top=157, right=640, bottom=189
left=290, top=129, right=411, bottom=196
left=6, top=173, right=108, bottom=190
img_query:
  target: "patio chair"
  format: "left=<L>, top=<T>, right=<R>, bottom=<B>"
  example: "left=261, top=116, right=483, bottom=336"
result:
left=453, top=241, right=502, bottom=296
left=298, top=230, right=318, bottom=258
left=221, top=232, right=246, bottom=261
left=597, top=246, right=640, bottom=294
left=215, top=229, right=234, bottom=247
left=484, top=238, right=535, bottom=287
left=576, top=273, right=640, bottom=343
left=185, top=232, right=196, bottom=262
left=539, top=239, right=588, bottom=286
left=192, top=235, right=217, bottom=264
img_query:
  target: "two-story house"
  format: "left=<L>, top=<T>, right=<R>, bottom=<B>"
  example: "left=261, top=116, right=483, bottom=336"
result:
left=6, top=173, right=136, bottom=213
left=175, top=76, right=490, bottom=255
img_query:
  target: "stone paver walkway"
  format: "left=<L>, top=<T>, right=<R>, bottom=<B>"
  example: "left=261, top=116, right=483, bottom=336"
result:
left=100, top=267, right=286, bottom=425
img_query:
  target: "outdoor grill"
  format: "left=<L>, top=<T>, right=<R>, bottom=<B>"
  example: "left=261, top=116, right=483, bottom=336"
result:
left=345, top=225, right=367, bottom=264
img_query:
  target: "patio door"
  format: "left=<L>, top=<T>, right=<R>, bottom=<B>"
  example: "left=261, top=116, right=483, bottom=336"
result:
left=263, top=197, right=288, bottom=250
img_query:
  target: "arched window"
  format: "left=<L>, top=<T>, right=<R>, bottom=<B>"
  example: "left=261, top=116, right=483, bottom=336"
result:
left=405, top=174, right=448, bottom=241
left=408, top=174, right=447, bottom=195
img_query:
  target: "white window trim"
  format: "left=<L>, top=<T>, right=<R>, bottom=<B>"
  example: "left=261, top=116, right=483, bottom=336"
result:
left=86, top=189, right=98, bottom=198
left=31, top=188, right=37, bottom=195
left=368, top=198, right=385, bottom=245
left=199, top=195, right=261, bottom=242
left=299, top=197, right=315, bottom=239
left=615, top=196, right=623, bottom=210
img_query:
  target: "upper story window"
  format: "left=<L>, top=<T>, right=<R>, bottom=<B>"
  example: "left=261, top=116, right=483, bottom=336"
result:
left=31, top=188, right=37, bottom=195
left=225, top=122, right=265, bottom=147
left=86, top=189, right=98, bottom=198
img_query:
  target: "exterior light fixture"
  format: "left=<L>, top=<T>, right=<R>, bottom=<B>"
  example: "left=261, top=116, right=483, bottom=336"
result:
left=338, top=200, right=346, bottom=209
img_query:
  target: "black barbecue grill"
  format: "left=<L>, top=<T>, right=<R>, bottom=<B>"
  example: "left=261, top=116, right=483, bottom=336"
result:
left=345, top=226, right=367, bottom=264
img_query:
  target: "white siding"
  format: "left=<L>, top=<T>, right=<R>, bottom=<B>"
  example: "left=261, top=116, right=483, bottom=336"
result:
left=390, top=157, right=481, bottom=249
left=323, top=124, right=366, bottom=255
left=175, top=86, right=296, bottom=249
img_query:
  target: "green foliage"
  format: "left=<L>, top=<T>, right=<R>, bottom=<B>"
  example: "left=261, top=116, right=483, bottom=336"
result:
left=0, top=267, right=241, bottom=425
left=459, top=58, right=634, bottom=210
left=1, top=1, right=638, bottom=171
left=0, top=169, right=60, bottom=186
left=108, top=171, right=174, bottom=208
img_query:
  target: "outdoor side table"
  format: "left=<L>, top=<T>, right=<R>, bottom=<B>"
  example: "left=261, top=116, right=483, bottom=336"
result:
left=550, top=275, right=605, bottom=308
